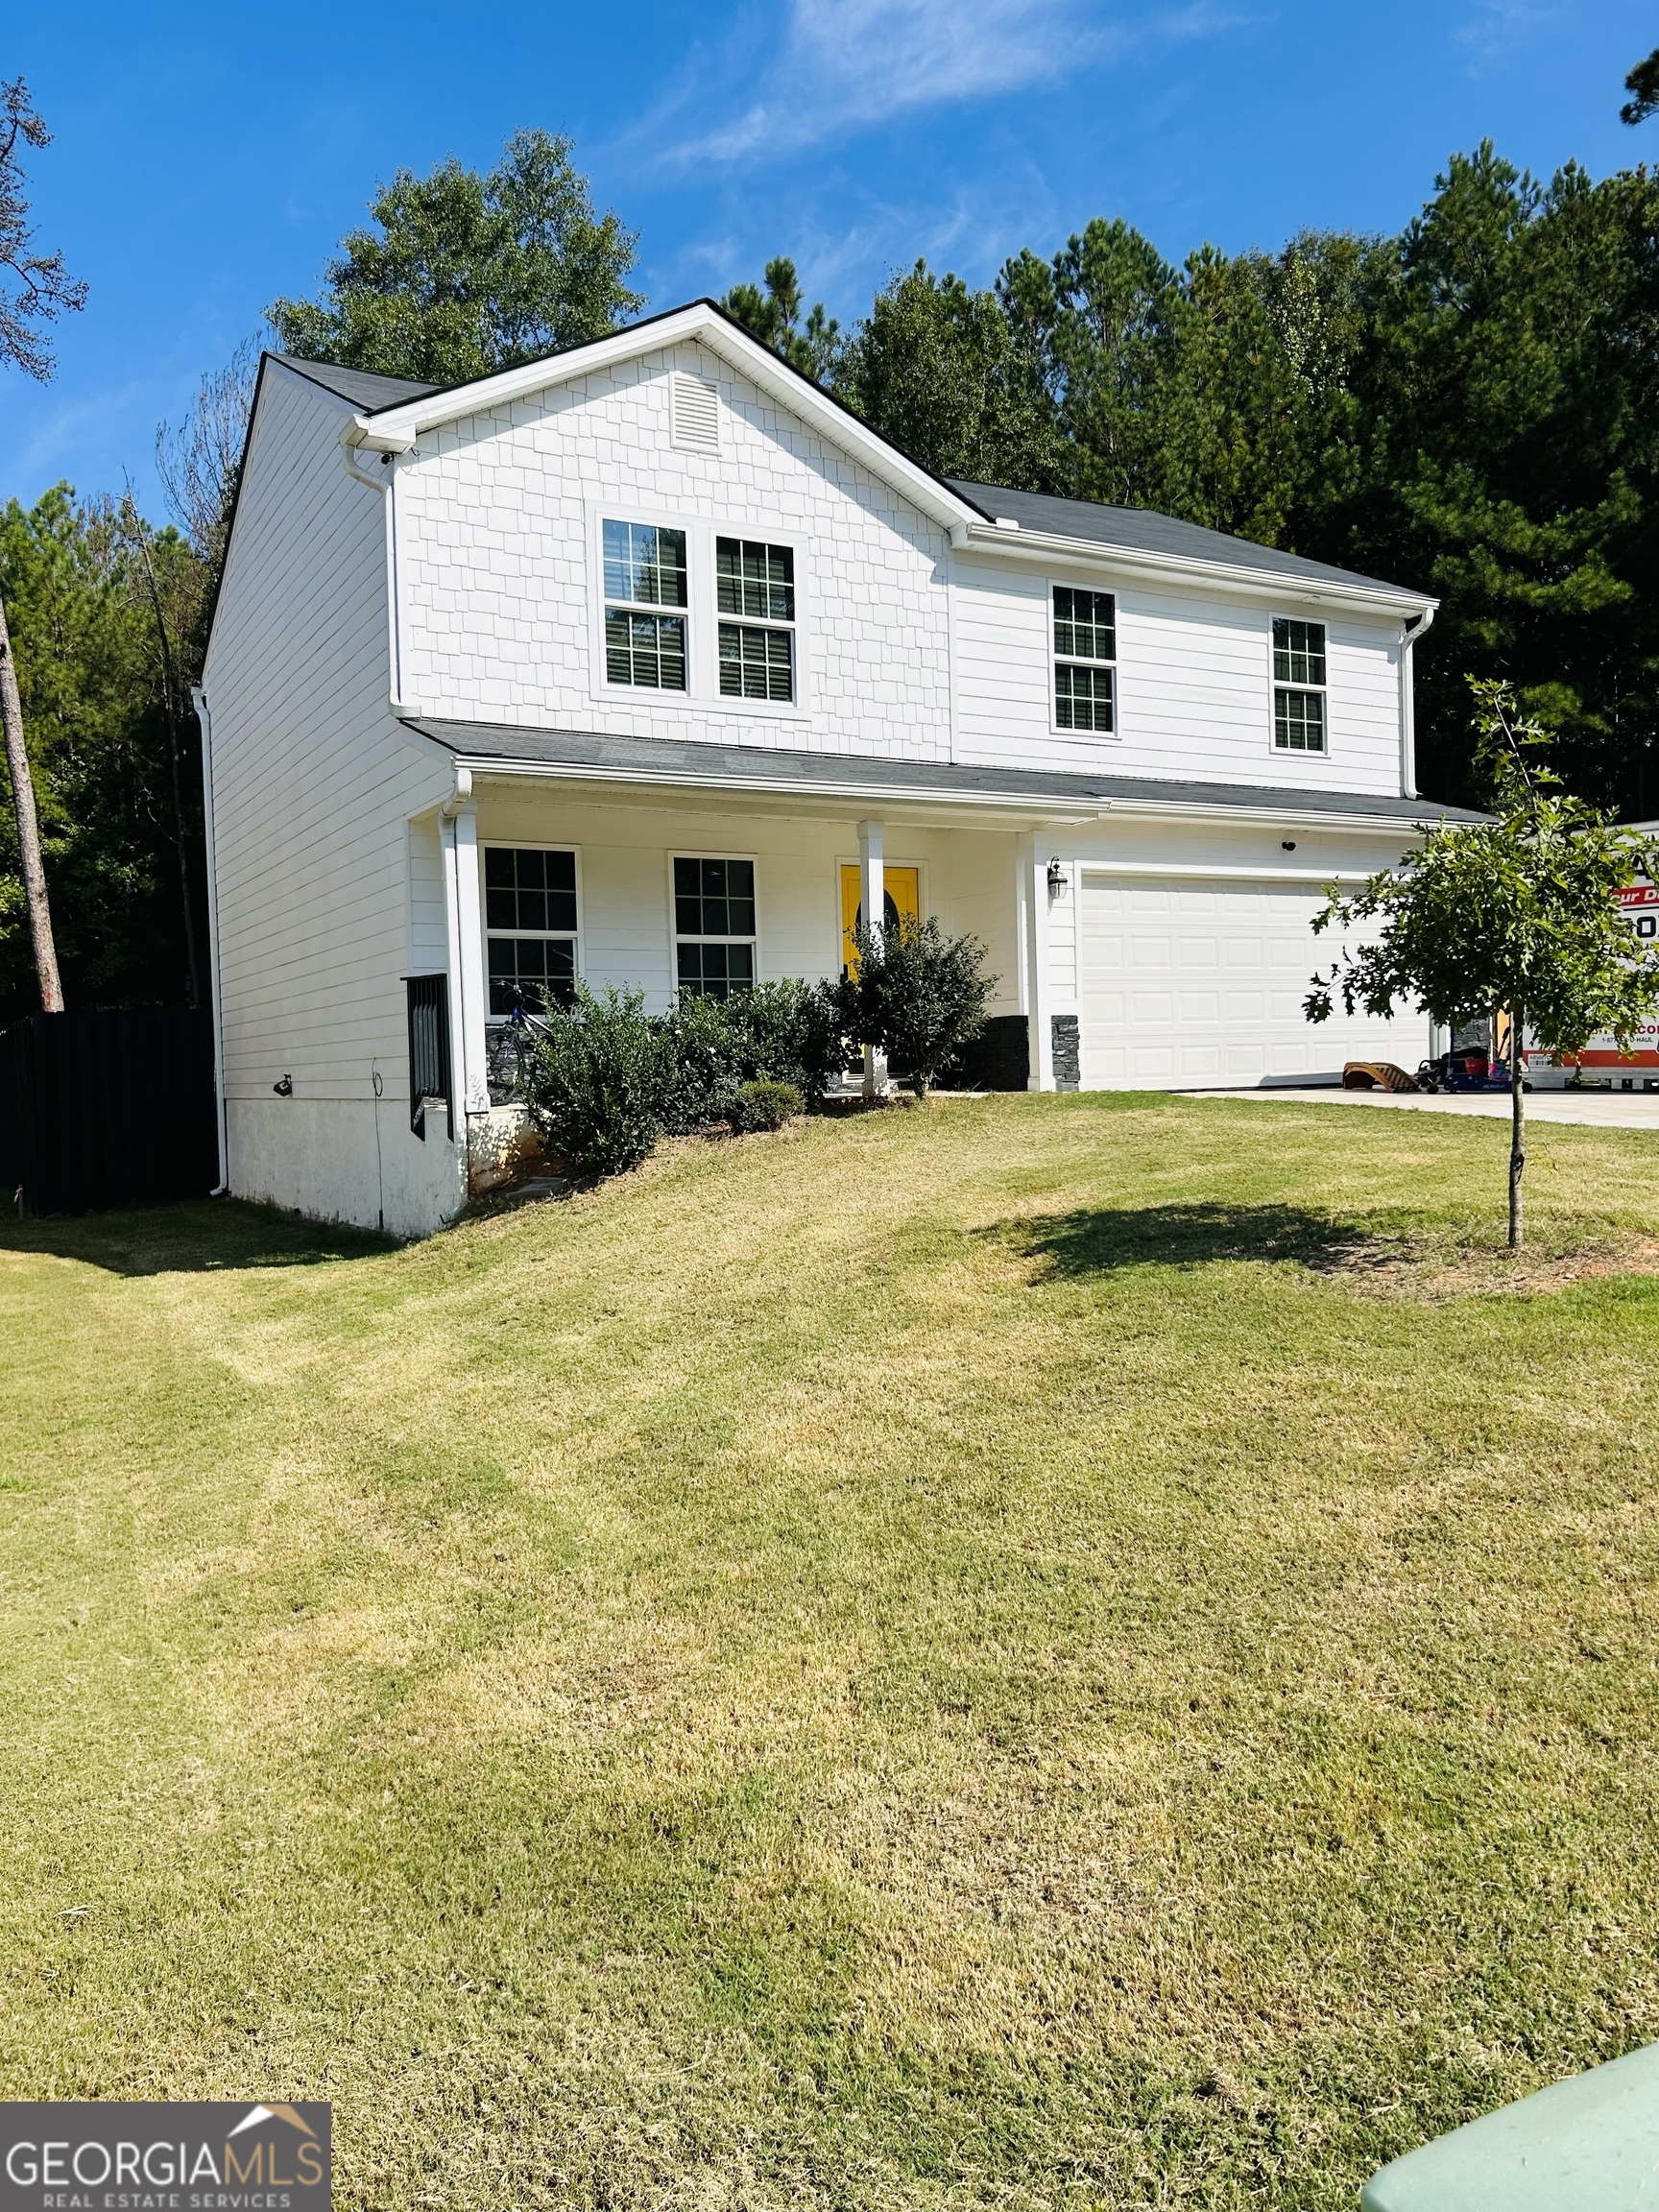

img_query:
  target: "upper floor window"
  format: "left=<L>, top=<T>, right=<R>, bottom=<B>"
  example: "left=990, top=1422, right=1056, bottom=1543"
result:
left=485, top=847, right=577, bottom=1016
left=717, top=539, right=794, bottom=702
left=1053, top=587, right=1115, bottom=733
left=1273, top=617, right=1327, bottom=752
left=674, top=856, right=756, bottom=998
left=604, top=520, right=687, bottom=690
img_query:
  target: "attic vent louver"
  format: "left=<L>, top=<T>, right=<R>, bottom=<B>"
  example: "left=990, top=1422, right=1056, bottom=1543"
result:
left=671, top=372, right=720, bottom=454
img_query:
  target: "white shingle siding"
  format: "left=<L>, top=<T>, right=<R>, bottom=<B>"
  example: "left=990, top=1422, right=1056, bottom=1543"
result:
left=394, top=343, right=954, bottom=763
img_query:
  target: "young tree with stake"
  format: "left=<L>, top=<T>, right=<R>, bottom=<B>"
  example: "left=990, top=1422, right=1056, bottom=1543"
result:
left=1306, top=681, right=1659, bottom=1248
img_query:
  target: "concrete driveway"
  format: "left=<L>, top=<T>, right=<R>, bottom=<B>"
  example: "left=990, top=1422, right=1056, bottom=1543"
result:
left=1185, top=1086, right=1659, bottom=1130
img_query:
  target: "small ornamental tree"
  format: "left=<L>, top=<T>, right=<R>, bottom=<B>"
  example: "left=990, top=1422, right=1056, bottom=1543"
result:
left=1307, top=681, right=1659, bottom=1247
left=839, top=914, right=995, bottom=1101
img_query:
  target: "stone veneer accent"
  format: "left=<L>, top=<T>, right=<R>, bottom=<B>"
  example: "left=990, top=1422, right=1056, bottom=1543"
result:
left=1050, top=1014, right=1081, bottom=1092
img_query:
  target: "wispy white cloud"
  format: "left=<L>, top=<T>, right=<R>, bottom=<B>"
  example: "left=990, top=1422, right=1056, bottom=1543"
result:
left=687, top=0, right=1089, bottom=160
left=1455, top=0, right=1563, bottom=73
left=651, top=0, right=1226, bottom=168
left=641, top=152, right=1068, bottom=326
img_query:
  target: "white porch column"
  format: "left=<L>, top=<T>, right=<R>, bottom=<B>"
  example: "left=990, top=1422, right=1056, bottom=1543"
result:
left=442, top=796, right=491, bottom=1126
left=858, top=817, right=886, bottom=1098
left=1025, top=832, right=1055, bottom=1092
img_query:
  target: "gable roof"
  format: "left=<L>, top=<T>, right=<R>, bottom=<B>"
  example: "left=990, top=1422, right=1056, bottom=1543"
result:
left=328, top=300, right=1430, bottom=612
left=339, top=299, right=990, bottom=538
left=251, top=302, right=1430, bottom=614
left=947, top=480, right=1419, bottom=602
left=271, top=353, right=438, bottom=412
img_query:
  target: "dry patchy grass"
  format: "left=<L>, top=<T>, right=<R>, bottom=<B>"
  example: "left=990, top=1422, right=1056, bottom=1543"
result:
left=2, top=1094, right=1659, bottom=2208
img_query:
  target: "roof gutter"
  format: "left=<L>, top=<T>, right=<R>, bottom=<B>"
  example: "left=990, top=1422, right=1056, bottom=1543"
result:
left=435, top=747, right=1114, bottom=820
left=954, top=519, right=1436, bottom=619
left=424, top=746, right=1464, bottom=834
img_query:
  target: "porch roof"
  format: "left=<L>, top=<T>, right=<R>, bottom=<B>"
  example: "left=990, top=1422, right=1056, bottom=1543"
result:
left=402, top=717, right=1487, bottom=828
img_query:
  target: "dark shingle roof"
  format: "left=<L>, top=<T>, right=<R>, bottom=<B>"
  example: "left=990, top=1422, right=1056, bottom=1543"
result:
left=403, top=718, right=1483, bottom=824
left=947, top=479, right=1423, bottom=601
left=271, top=353, right=439, bottom=410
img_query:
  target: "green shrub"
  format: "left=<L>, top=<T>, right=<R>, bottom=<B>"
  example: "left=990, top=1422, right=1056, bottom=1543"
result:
left=658, top=981, right=851, bottom=1128
left=836, top=914, right=995, bottom=1099
left=731, top=977, right=851, bottom=1102
left=518, top=985, right=667, bottom=1177
left=729, top=1079, right=804, bottom=1134
left=656, top=992, right=744, bottom=1135
left=517, top=975, right=851, bottom=1178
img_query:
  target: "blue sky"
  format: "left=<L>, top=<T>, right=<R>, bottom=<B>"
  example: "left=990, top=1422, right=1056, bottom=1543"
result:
left=4, top=0, right=1654, bottom=521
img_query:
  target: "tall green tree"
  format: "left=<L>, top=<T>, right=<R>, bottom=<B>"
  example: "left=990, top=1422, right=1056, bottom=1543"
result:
left=0, top=489, right=208, bottom=1023
left=269, top=131, right=644, bottom=385
left=836, top=260, right=1062, bottom=486
left=999, top=218, right=1182, bottom=507
left=1332, top=148, right=1659, bottom=810
left=720, top=257, right=843, bottom=383
left=999, top=220, right=1372, bottom=541
left=1622, top=46, right=1659, bottom=125
left=1, top=74, right=85, bottom=1013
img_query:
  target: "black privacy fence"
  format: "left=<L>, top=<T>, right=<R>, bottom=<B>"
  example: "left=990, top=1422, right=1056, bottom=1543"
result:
left=0, top=1009, right=218, bottom=1217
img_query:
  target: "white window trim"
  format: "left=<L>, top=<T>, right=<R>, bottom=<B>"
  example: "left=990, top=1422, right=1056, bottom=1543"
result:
left=585, top=502, right=810, bottom=722
left=1046, top=576, right=1121, bottom=742
left=1268, top=612, right=1334, bottom=762
left=666, top=848, right=763, bottom=1000
left=593, top=513, right=694, bottom=700
left=713, top=533, right=800, bottom=710
left=478, top=840, right=584, bottom=1023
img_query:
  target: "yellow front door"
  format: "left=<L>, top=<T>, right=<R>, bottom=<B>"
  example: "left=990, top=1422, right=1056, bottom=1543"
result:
left=840, top=864, right=919, bottom=975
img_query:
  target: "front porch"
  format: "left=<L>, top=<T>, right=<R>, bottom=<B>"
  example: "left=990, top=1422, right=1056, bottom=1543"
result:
left=416, top=767, right=1076, bottom=1190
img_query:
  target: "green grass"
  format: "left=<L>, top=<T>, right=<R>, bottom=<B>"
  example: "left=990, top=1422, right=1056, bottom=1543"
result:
left=3, top=1093, right=1658, bottom=2209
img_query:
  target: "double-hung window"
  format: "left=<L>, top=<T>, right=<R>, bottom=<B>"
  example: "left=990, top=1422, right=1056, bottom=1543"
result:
left=1053, top=587, right=1116, bottom=732
left=604, top=520, right=687, bottom=690
left=717, top=539, right=795, bottom=702
left=674, top=857, right=756, bottom=998
left=1273, top=618, right=1327, bottom=752
left=485, top=848, right=578, bottom=1016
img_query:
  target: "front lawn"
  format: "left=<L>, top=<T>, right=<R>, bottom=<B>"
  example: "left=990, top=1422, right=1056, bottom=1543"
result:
left=3, top=1094, right=1657, bottom=2209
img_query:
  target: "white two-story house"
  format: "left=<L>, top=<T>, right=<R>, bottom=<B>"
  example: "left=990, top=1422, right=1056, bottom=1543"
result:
left=197, top=300, right=1461, bottom=1237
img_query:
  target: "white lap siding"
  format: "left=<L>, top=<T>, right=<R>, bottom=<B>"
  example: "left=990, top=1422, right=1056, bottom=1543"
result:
left=952, top=558, right=1406, bottom=798
left=204, top=362, right=458, bottom=1234
left=466, top=793, right=1024, bottom=1020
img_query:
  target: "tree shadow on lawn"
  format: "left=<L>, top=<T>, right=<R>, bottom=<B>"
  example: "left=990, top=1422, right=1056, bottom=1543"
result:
left=0, top=1197, right=393, bottom=1278
left=996, top=1200, right=1659, bottom=1300
left=998, top=1201, right=1362, bottom=1280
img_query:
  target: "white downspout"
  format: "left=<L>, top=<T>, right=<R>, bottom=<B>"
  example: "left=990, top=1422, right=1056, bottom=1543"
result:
left=1399, top=606, right=1435, bottom=800
left=342, top=435, right=406, bottom=709
left=190, top=685, right=228, bottom=1195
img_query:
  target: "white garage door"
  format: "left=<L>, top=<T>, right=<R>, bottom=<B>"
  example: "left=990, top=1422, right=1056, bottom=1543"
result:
left=1079, top=874, right=1422, bottom=1089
